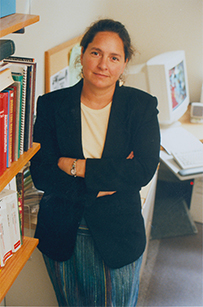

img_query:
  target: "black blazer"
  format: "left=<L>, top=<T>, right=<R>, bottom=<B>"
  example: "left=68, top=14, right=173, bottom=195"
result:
left=30, top=80, right=160, bottom=269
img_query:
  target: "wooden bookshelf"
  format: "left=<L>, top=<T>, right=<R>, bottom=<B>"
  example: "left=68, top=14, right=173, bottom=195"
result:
left=0, top=143, right=40, bottom=302
left=0, top=142, right=40, bottom=192
left=0, top=12, right=40, bottom=304
left=0, top=236, right=39, bottom=303
left=0, top=13, right=39, bottom=38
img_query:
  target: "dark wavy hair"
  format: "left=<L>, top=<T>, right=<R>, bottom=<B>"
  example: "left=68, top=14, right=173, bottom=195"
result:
left=80, top=19, right=135, bottom=62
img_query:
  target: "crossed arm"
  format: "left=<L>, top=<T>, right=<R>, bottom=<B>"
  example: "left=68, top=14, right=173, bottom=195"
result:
left=57, top=151, right=134, bottom=197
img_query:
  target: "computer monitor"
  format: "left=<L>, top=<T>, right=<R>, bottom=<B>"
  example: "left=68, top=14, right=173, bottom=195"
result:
left=146, top=50, right=190, bottom=128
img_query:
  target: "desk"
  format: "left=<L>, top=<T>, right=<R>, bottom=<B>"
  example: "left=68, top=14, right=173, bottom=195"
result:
left=179, top=105, right=203, bottom=142
left=161, top=105, right=203, bottom=223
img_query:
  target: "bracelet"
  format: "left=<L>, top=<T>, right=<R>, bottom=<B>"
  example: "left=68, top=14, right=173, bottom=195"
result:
left=70, top=159, right=78, bottom=177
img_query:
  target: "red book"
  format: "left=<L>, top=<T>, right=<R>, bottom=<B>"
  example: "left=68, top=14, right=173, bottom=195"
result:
left=0, top=92, right=8, bottom=173
left=4, top=88, right=14, bottom=167
left=8, top=85, right=17, bottom=162
left=0, top=96, right=5, bottom=176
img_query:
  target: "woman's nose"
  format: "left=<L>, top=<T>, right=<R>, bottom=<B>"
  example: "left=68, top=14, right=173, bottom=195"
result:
left=98, top=56, right=108, bottom=69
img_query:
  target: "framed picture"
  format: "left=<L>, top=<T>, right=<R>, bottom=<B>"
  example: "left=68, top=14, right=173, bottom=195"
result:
left=45, top=35, right=82, bottom=93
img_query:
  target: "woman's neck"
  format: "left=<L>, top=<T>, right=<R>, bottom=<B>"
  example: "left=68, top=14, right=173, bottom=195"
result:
left=81, top=81, right=115, bottom=110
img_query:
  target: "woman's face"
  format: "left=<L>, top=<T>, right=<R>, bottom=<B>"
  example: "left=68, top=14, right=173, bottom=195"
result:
left=81, top=31, right=128, bottom=91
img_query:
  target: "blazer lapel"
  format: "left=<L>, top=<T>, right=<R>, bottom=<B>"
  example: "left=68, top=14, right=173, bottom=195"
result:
left=102, top=84, right=131, bottom=159
left=56, top=81, right=85, bottom=158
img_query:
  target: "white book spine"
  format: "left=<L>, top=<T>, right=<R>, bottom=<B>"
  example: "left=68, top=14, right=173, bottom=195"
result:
left=0, top=216, right=4, bottom=268
left=0, top=194, right=13, bottom=267
left=2, top=189, right=21, bottom=253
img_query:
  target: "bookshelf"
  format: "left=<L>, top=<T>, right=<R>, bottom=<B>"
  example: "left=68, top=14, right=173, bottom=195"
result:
left=0, top=146, right=40, bottom=305
left=0, top=237, right=38, bottom=302
left=0, top=12, right=40, bottom=304
left=0, top=142, right=40, bottom=192
left=0, top=13, right=39, bottom=38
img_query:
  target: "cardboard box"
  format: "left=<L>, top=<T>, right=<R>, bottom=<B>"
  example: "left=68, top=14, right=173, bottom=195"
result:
left=0, top=0, right=16, bottom=18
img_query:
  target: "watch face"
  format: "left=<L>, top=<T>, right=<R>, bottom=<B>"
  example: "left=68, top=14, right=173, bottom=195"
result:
left=71, top=168, right=76, bottom=176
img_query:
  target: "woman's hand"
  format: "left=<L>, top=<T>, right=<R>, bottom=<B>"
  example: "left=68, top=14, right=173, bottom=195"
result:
left=58, top=157, right=86, bottom=178
left=96, top=151, right=134, bottom=198
left=97, top=191, right=116, bottom=197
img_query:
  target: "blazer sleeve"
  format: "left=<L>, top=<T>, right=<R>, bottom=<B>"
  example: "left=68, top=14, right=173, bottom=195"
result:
left=30, top=95, right=86, bottom=200
left=85, top=90, right=160, bottom=193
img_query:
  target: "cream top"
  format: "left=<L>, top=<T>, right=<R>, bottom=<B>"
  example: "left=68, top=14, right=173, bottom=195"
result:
left=81, top=102, right=112, bottom=158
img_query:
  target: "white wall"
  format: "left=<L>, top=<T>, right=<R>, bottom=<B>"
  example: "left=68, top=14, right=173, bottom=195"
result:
left=107, top=0, right=203, bottom=103
left=5, top=0, right=203, bottom=103
left=5, top=0, right=109, bottom=99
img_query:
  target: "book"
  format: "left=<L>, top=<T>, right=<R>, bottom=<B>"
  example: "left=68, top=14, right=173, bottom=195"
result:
left=4, top=56, right=34, bottom=63
left=9, top=64, right=28, bottom=156
left=0, top=68, right=14, bottom=92
left=0, top=0, right=16, bottom=18
left=24, top=65, right=32, bottom=151
left=3, top=189, right=21, bottom=253
left=0, top=40, right=15, bottom=61
left=0, top=189, right=21, bottom=268
left=0, top=191, right=13, bottom=267
left=8, top=85, right=17, bottom=162
left=12, top=73, right=23, bottom=159
left=5, top=177, right=17, bottom=190
left=3, top=88, right=14, bottom=167
left=12, top=81, right=21, bottom=161
left=5, top=59, right=37, bottom=152
left=0, top=61, right=11, bottom=72
left=2, top=89, right=10, bottom=168
left=16, top=169, right=25, bottom=239
left=0, top=91, right=8, bottom=173
left=8, top=88, right=14, bottom=167
left=0, top=97, right=5, bottom=176
left=0, top=215, right=3, bottom=269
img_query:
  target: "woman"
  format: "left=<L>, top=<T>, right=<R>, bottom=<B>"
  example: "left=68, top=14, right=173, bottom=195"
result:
left=30, top=19, right=160, bottom=306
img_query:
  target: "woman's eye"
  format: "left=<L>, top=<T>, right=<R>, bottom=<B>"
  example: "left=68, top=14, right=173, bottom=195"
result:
left=112, top=56, right=119, bottom=62
left=91, top=51, right=99, bottom=56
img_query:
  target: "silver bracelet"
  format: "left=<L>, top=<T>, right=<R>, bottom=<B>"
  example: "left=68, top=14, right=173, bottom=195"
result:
left=70, top=159, right=78, bottom=177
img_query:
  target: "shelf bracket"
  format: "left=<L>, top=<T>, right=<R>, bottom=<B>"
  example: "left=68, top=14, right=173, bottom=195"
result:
left=13, top=28, right=25, bottom=34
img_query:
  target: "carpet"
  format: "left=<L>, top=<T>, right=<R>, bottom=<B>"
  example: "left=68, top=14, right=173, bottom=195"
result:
left=138, top=223, right=203, bottom=307
left=151, top=181, right=198, bottom=240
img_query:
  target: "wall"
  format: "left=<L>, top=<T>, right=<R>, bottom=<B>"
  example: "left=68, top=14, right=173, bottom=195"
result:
left=5, top=0, right=109, bottom=100
left=107, top=0, right=203, bottom=103
left=5, top=0, right=203, bottom=103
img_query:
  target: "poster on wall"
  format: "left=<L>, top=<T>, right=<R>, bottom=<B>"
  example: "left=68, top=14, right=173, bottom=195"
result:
left=50, top=66, right=69, bottom=92
left=45, top=36, right=82, bottom=93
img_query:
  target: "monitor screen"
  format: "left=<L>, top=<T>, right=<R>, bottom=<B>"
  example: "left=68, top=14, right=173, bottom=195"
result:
left=169, top=61, right=187, bottom=111
left=146, top=50, right=190, bottom=127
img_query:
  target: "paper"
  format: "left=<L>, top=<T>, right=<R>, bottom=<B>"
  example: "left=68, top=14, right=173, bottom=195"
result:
left=161, top=126, right=203, bottom=154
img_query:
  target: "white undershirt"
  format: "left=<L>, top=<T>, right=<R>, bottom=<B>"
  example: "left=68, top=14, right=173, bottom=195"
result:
left=81, top=102, right=112, bottom=158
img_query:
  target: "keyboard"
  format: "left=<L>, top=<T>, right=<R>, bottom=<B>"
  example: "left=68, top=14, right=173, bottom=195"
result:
left=171, top=149, right=203, bottom=169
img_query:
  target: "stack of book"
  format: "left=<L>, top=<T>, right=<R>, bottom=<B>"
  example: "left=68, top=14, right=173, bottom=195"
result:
left=0, top=56, right=37, bottom=176
left=8, top=163, right=43, bottom=238
left=0, top=188, right=22, bottom=268
left=0, top=162, right=37, bottom=268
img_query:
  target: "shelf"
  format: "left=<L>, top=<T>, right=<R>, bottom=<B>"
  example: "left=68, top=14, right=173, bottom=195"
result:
left=0, top=142, right=40, bottom=192
left=0, top=13, right=39, bottom=38
left=0, top=236, right=39, bottom=303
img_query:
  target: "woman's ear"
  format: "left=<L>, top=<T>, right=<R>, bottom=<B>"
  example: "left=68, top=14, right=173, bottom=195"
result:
left=80, top=47, right=84, bottom=65
left=121, top=58, right=128, bottom=75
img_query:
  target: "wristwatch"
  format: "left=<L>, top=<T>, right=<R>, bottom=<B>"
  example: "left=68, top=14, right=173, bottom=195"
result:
left=70, top=159, right=78, bottom=177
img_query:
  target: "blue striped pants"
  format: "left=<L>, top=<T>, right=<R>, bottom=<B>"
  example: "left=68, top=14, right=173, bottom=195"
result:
left=43, top=227, right=143, bottom=307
